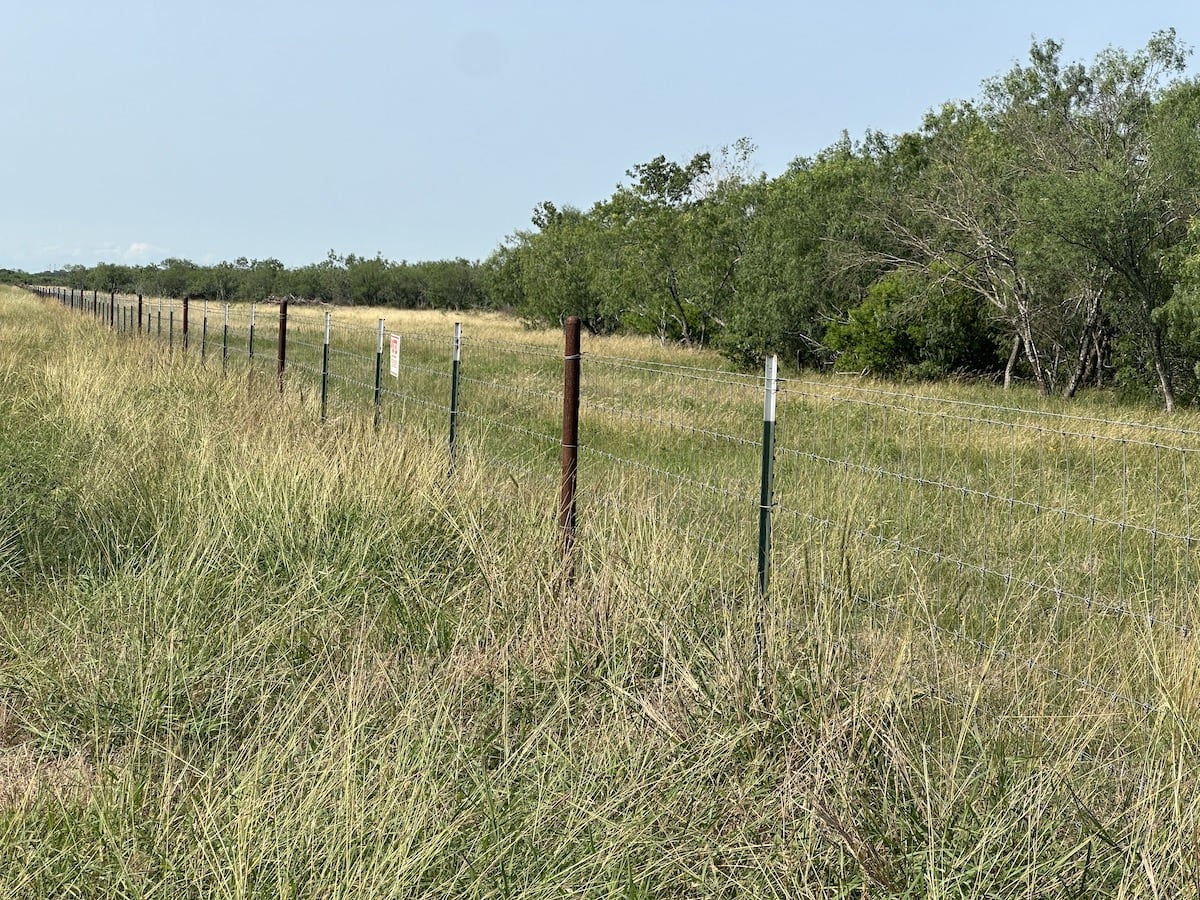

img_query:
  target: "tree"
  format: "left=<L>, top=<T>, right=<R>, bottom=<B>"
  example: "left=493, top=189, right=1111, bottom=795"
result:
left=515, top=202, right=613, bottom=333
left=999, top=32, right=1200, bottom=409
left=726, top=134, right=899, bottom=368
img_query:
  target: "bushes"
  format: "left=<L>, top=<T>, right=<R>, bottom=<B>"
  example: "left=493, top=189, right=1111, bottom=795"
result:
left=824, top=270, right=999, bottom=379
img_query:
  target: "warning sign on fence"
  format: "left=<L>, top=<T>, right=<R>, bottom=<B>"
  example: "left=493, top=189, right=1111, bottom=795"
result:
left=389, top=334, right=401, bottom=377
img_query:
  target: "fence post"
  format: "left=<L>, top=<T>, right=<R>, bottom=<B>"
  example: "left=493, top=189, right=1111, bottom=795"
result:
left=169, top=308, right=174, bottom=351
left=277, top=297, right=287, bottom=393
left=109, top=290, right=115, bottom=329
left=448, top=322, right=462, bottom=476
left=157, top=299, right=162, bottom=337
left=373, top=318, right=384, bottom=430
left=182, top=296, right=190, bottom=351
left=202, top=300, right=209, bottom=361
left=249, top=302, right=256, bottom=362
left=222, top=304, right=229, bottom=372
left=560, top=316, right=582, bottom=588
left=755, top=355, right=779, bottom=682
left=137, top=294, right=143, bottom=334
left=320, top=311, right=331, bottom=423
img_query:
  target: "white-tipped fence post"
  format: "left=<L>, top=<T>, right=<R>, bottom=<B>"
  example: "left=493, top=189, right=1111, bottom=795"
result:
left=448, top=322, right=462, bottom=476
left=756, top=355, right=779, bottom=682
left=320, top=311, right=331, bottom=423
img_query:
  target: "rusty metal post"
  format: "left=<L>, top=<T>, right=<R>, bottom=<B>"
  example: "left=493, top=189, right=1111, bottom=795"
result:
left=277, top=296, right=288, bottom=394
left=559, top=316, right=582, bottom=587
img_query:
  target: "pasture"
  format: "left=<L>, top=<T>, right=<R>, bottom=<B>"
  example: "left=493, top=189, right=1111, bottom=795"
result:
left=3, top=285, right=1200, bottom=896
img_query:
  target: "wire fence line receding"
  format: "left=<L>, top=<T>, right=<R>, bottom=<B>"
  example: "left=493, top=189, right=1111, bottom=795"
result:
left=32, top=285, right=1200, bottom=741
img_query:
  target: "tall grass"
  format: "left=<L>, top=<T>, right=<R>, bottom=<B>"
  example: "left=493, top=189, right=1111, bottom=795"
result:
left=4, top=286, right=1200, bottom=897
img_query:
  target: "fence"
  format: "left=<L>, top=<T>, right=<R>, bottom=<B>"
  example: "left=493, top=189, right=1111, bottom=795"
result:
left=30, top=285, right=1200, bottom=750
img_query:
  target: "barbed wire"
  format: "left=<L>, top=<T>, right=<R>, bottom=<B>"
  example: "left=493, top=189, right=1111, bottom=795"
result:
left=784, top=388, right=1200, bottom=459
left=776, top=442, right=1196, bottom=546
left=456, top=410, right=560, bottom=447
left=37, top=289, right=1193, bottom=731
left=582, top=396, right=760, bottom=448
left=585, top=356, right=765, bottom=391
left=785, top=379, right=1200, bottom=446
left=460, top=337, right=562, bottom=360
left=578, top=446, right=755, bottom=504
left=772, top=503, right=1194, bottom=637
left=457, top=374, right=561, bottom=404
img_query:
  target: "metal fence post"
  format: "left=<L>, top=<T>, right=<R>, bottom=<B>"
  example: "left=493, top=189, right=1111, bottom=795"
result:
left=169, top=308, right=174, bottom=351
left=448, top=322, right=462, bottom=475
left=222, top=303, right=229, bottom=372
left=560, top=316, right=582, bottom=589
left=755, top=355, right=779, bottom=681
left=277, top=296, right=288, bottom=394
left=248, top=302, right=256, bottom=362
left=109, top=290, right=115, bottom=329
left=320, top=311, right=331, bottom=423
left=157, top=299, right=162, bottom=337
left=182, top=296, right=190, bottom=351
left=373, top=318, right=384, bottom=430
left=202, top=300, right=209, bottom=361
left=137, top=294, right=143, bottom=334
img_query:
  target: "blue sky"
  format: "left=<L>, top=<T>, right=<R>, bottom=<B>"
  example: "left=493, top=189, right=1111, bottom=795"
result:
left=3, top=1, right=1198, bottom=272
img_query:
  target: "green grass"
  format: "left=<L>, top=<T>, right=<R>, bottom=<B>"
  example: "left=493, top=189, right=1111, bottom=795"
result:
left=5, top=286, right=1200, bottom=896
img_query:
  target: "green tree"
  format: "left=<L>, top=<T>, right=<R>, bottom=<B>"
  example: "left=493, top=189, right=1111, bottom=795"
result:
left=1002, top=32, right=1200, bottom=409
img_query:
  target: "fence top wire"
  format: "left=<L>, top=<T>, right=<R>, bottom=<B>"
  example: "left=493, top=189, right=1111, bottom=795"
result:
left=780, top=386, right=1200, bottom=455
left=775, top=440, right=1195, bottom=544
left=585, top=355, right=764, bottom=391
left=457, top=374, right=561, bottom=403
left=460, top=336, right=561, bottom=359
left=787, top=377, right=1200, bottom=445
left=579, top=445, right=756, bottom=504
left=774, top=502, right=1196, bottom=638
left=582, top=395, right=760, bottom=447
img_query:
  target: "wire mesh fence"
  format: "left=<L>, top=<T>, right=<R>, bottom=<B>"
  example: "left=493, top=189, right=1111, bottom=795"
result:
left=34, top=285, right=1200, bottom=750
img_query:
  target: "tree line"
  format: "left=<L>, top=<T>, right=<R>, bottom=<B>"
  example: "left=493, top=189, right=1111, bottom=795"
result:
left=13, top=31, right=1200, bottom=408
left=488, top=31, right=1200, bottom=409
left=23, top=253, right=489, bottom=311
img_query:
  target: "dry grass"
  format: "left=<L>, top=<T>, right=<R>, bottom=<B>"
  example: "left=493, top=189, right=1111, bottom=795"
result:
left=6, top=286, right=1200, bottom=896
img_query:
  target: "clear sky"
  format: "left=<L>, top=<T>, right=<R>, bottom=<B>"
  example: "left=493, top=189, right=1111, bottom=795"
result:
left=3, top=1, right=1198, bottom=273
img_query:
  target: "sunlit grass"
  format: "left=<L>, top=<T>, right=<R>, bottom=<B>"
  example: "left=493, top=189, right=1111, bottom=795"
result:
left=5, top=286, right=1200, bottom=896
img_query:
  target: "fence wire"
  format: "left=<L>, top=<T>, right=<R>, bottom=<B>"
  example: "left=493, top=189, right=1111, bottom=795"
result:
left=41, top=287, right=1200, bottom=750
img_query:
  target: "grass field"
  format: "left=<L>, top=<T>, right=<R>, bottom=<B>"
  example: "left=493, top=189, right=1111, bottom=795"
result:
left=5, top=286, right=1200, bottom=896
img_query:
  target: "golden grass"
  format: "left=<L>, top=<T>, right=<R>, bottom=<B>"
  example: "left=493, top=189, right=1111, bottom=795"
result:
left=7, top=285, right=1200, bottom=895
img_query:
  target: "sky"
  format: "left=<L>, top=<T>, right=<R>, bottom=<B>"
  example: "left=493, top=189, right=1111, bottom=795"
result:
left=3, top=0, right=1199, bottom=273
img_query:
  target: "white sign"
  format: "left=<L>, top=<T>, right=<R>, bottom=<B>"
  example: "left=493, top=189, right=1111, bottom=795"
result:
left=389, top=334, right=401, bottom=378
